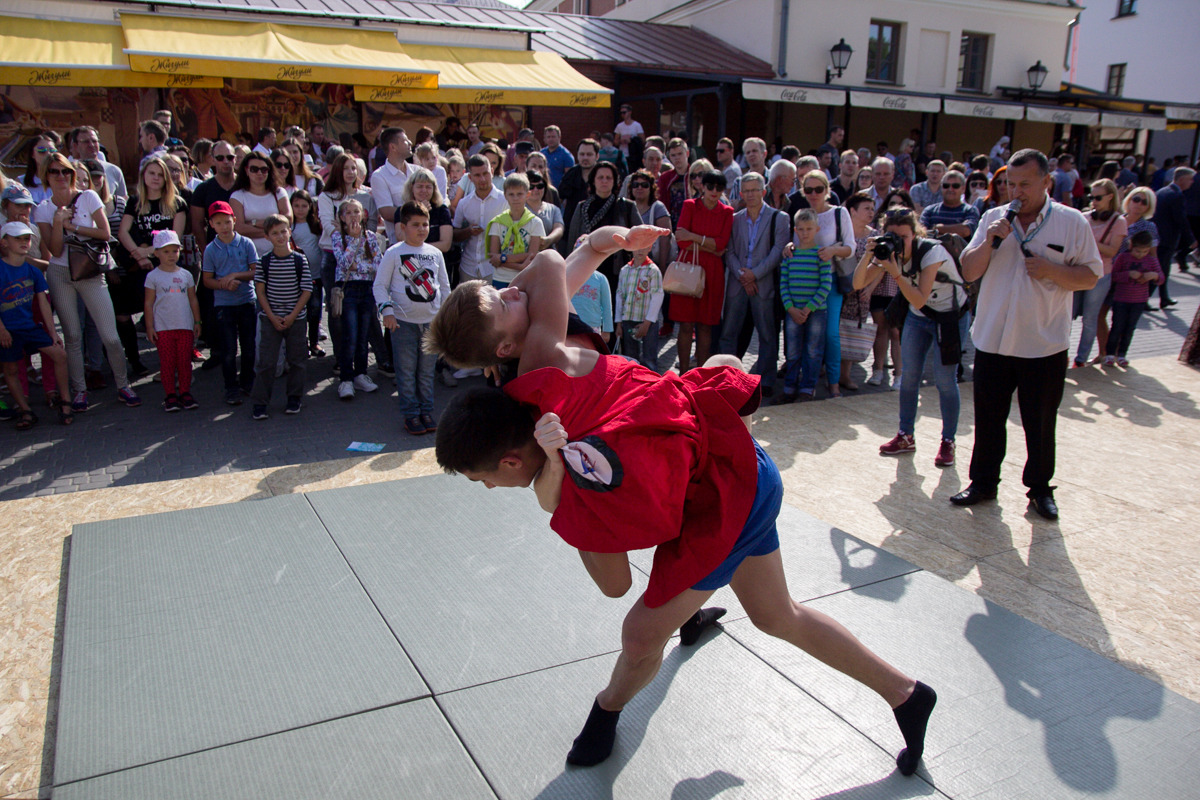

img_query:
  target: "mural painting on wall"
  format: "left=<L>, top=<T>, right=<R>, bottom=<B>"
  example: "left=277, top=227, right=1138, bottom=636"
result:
left=362, top=101, right=526, bottom=149
left=166, top=80, right=360, bottom=146
left=0, top=86, right=135, bottom=174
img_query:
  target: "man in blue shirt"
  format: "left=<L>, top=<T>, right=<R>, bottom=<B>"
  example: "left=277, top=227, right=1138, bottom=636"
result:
left=919, top=171, right=981, bottom=239
left=541, top=125, right=575, bottom=188
left=1051, top=155, right=1076, bottom=204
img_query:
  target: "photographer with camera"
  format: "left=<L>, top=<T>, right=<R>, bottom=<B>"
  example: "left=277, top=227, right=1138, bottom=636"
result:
left=853, top=209, right=968, bottom=468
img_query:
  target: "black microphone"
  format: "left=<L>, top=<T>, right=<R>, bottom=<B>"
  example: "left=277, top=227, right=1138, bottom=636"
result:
left=991, top=198, right=1022, bottom=250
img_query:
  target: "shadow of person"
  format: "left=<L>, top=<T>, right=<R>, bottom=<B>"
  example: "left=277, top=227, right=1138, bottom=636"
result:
left=964, top=600, right=1164, bottom=792
left=830, top=528, right=911, bottom=603
left=532, top=637, right=742, bottom=800
left=810, top=771, right=941, bottom=799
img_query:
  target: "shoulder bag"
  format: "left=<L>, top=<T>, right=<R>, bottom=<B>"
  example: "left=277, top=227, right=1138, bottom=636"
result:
left=662, top=243, right=705, bottom=298
left=831, top=208, right=855, bottom=295
left=65, top=194, right=113, bottom=282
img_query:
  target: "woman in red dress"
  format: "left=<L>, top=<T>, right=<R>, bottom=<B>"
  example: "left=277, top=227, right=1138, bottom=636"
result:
left=670, top=169, right=733, bottom=371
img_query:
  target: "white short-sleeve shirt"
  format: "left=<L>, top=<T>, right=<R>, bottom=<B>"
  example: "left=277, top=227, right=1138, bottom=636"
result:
left=968, top=199, right=1103, bottom=358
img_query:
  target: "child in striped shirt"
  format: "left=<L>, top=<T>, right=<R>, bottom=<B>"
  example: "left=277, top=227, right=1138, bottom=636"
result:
left=778, top=209, right=831, bottom=402
left=614, top=244, right=664, bottom=371
left=250, top=214, right=312, bottom=419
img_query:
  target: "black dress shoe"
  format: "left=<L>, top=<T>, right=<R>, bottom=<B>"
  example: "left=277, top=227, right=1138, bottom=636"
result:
left=949, top=485, right=997, bottom=506
left=1028, top=494, right=1059, bottom=520
left=1160, top=299, right=1178, bottom=309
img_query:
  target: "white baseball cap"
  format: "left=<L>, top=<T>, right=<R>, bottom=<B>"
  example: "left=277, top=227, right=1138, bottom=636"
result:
left=152, top=229, right=181, bottom=249
left=1, top=221, right=34, bottom=238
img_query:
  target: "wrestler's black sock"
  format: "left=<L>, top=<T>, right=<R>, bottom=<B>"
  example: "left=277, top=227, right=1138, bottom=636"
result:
left=893, top=681, right=937, bottom=776
left=566, top=699, right=621, bottom=767
left=679, top=606, right=727, bottom=646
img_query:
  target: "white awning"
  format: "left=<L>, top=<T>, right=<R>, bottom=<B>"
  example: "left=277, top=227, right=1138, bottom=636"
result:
left=942, top=98, right=1024, bottom=120
left=849, top=90, right=940, bottom=113
left=1099, top=112, right=1167, bottom=131
left=1165, top=105, right=1200, bottom=123
left=1025, top=105, right=1100, bottom=126
left=742, top=81, right=846, bottom=106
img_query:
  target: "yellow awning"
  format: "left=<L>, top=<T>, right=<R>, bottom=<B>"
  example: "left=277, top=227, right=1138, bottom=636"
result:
left=120, top=14, right=438, bottom=89
left=0, top=16, right=221, bottom=88
left=354, top=47, right=610, bottom=108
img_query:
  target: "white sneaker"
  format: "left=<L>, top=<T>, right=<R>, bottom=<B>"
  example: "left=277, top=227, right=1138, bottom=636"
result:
left=867, top=370, right=885, bottom=386
left=338, top=380, right=355, bottom=400
left=891, top=374, right=902, bottom=392
left=453, top=367, right=482, bottom=379
left=353, top=373, right=379, bottom=393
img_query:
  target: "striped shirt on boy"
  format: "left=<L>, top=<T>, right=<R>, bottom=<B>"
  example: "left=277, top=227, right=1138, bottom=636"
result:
left=779, top=248, right=831, bottom=312
left=255, top=251, right=313, bottom=318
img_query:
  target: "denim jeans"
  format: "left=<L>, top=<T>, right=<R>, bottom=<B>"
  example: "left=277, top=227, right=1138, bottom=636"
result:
left=214, top=302, right=257, bottom=392
left=392, top=321, right=435, bottom=416
left=306, top=278, right=323, bottom=347
left=338, top=280, right=374, bottom=379
left=783, top=308, right=826, bottom=395
left=1073, top=273, right=1111, bottom=364
left=898, top=309, right=969, bottom=441
left=823, top=288, right=843, bottom=379
left=721, top=288, right=777, bottom=388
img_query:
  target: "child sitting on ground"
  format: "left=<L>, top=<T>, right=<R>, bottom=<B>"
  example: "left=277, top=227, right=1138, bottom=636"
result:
left=374, top=201, right=451, bottom=436
left=777, top=209, right=832, bottom=402
left=614, top=242, right=664, bottom=371
left=143, top=230, right=202, bottom=411
left=250, top=214, right=312, bottom=419
left=1107, top=229, right=1163, bottom=367
left=0, top=221, right=71, bottom=428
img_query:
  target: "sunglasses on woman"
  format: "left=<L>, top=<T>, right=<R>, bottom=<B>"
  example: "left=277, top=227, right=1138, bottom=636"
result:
left=36, top=146, right=57, bottom=155
left=275, top=161, right=290, bottom=169
left=802, top=185, right=825, bottom=194
left=247, top=165, right=270, bottom=175
left=46, top=167, right=73, bottom=177
left=528, top=182, right=545, bottom=190
left=630, top=181, right=651, bottom=189
left=1130, top=196, right=1147, bottom=204
left=885, top=208, right=914, bottom=219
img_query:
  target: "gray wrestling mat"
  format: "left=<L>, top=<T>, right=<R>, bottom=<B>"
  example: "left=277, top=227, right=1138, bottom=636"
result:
left=52, top=475, right=1200, bottom=798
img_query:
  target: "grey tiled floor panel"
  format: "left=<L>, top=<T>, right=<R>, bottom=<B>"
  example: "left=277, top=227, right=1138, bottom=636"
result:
left=53, top=475, right=1200, bottom=798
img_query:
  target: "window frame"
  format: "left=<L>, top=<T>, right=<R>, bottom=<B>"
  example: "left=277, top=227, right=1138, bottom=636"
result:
left=1115, top=0, right=1137, bottom=18
left=957, top=31, right=991, bottom=93
left=1106, top=63, right=1127, bottom=96
left=866, top=20, right=902, bottom=84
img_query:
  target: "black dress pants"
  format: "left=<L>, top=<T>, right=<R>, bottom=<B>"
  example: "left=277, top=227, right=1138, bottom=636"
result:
left=968, top=348, right=1068, bottom=498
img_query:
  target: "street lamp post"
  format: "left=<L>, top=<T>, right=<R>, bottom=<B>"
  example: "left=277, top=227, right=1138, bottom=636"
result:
left=826, top=39, right=853, bottom=84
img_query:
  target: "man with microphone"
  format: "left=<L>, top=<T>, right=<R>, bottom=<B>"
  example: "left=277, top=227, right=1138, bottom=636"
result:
left=953, top=149, right=1102, bottom=520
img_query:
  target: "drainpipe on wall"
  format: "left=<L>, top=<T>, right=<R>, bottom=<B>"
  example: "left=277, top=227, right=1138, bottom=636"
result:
left=777, top=0, right=789, bottom=78
left=1064, top=13, right=1079, bottom=84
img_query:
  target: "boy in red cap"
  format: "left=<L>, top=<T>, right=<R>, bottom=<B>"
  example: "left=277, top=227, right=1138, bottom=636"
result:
left=426, top=227, right=937, bottom=775
left=202, top=200, right=259, bottom=405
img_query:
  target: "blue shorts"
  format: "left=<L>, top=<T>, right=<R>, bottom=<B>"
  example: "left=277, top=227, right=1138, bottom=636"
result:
left=0, top=326, right=52, bottom=363
left=692, top=439, right=783, bottom=591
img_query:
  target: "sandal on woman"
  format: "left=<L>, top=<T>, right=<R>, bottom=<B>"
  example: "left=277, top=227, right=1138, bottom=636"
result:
left=15, top=409, right=38, bottom=431
left=57, top=401, right=75, bottom=426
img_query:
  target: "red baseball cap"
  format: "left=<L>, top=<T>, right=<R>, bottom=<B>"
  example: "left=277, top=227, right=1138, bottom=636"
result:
left=207, top=200, right=234, bottom=218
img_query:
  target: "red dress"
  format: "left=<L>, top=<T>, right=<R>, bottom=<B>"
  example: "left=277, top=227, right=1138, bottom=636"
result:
left=505, top=355, right=759, bottom=608
left=670, top=198, right=734, bottom=326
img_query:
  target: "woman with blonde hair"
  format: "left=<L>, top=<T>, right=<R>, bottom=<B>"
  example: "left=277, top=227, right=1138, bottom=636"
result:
left=116, top=155, right=187, bottom=376
left=396, top=166, right=452, bottom=253
left=802, top=169, right=855, bottom=396
left=33, top=151, right=140, bottom=410
left=1074, top=178, right=1127, bottom=366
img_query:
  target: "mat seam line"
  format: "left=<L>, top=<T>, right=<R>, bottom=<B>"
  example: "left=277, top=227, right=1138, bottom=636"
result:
left=719, top=625, right=944, bottom=793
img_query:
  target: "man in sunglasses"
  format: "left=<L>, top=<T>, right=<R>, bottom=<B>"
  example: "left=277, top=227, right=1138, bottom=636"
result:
left=918, top=170, right=980, bottom=239
left=714, top=137, right=741, bottom=187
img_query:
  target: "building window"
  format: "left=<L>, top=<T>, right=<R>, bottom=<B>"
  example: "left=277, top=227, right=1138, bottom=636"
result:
left=867, top=21, right=901, bottom=83
left=1107, top=63, right=1126, bottom=96
left=958, top=33, right=990, bottom=92
left=1115, top=0, right=1137, bottom=17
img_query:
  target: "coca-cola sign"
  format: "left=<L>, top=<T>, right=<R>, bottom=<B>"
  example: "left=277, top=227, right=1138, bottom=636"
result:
left=780, top=88, right=809, bottom=103
left=972, top=104, right=994, bottom=117
left=882, top=96, right=908, bottom=109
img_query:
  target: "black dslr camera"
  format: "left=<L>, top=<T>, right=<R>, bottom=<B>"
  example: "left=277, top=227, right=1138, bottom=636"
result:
left=873, top=231, right=904, bottom=261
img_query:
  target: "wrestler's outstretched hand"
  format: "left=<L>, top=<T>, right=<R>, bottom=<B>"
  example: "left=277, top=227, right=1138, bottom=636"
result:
left=534, top=412, right=569, bottom=456
left=612, top=225, right=670, bottom=251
